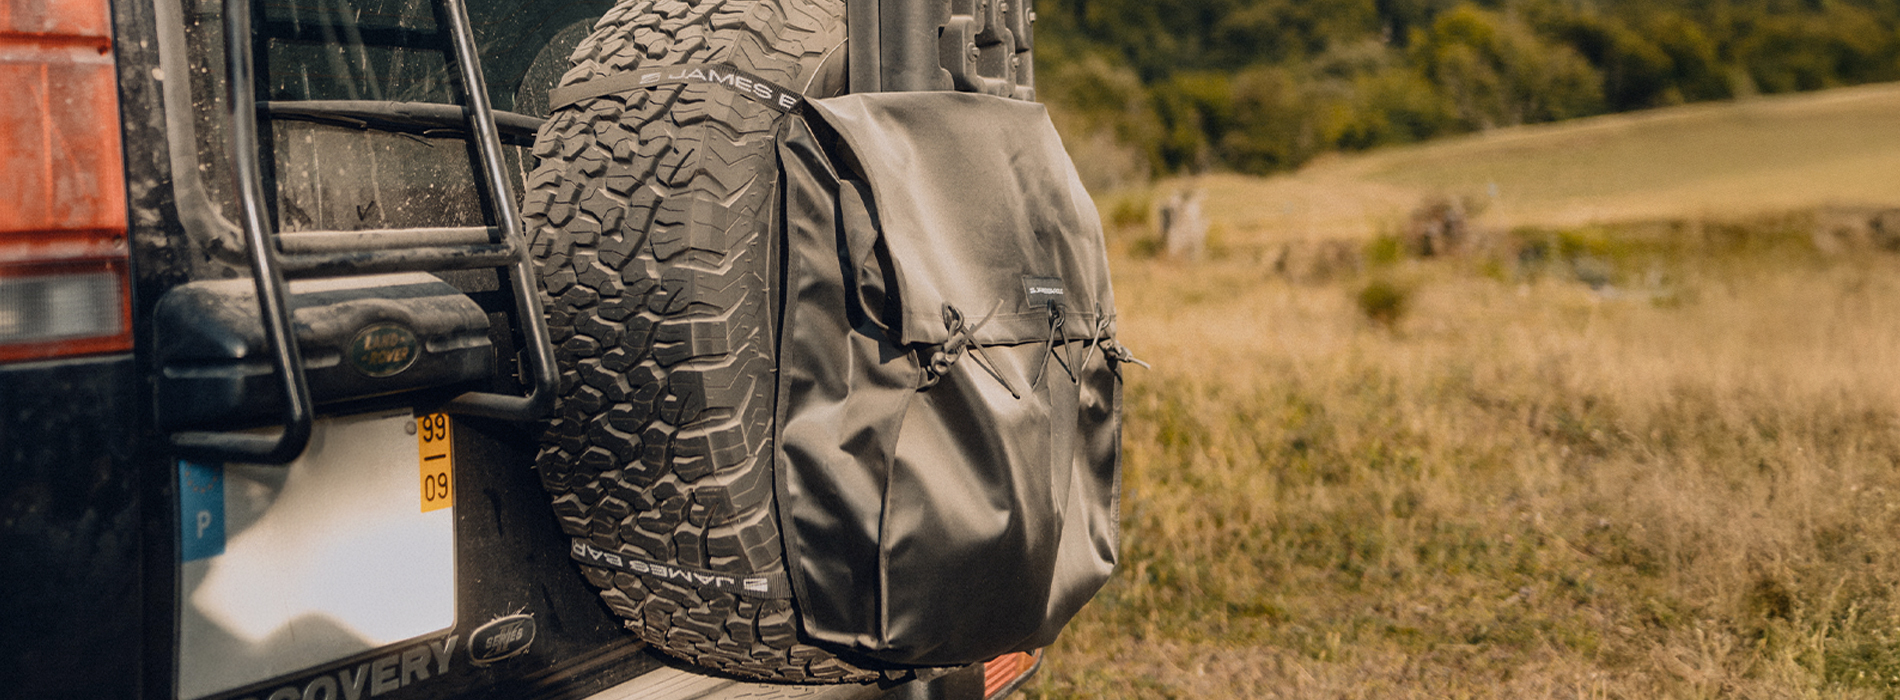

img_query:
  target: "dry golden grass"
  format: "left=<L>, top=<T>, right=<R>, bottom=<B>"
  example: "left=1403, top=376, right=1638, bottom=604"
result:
left=1029, top=83, right=1900, bottom=699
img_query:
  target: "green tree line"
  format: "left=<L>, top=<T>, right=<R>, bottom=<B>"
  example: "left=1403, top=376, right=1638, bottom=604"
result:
left=1033, top=0, right=1900, bottom=184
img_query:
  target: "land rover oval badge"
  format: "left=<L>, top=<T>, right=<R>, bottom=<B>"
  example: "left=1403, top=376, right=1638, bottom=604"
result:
left=348, top=323, right=420, bottom=378
left=469, top=614, right=536, bottom=666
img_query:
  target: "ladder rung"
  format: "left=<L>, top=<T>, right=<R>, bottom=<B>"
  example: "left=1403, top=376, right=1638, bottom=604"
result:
left=258, top=19, right=438, bottom=51
left=277, top=226, right=496, bottom=253
left=263, top=100, right=544, bottom=146
left=279, top=242, right=520, bottom=279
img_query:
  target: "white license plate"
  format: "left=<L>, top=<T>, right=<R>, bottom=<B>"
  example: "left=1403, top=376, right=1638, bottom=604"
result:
left=176, top=410, right=457, bottom=699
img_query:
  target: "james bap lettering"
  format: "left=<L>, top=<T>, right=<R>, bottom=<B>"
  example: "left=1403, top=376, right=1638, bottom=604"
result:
left=637, top=65, right=799, bottom=110
left=570, top=540, right=786, bottom=598
left=547, top=63, right=802, bottom=113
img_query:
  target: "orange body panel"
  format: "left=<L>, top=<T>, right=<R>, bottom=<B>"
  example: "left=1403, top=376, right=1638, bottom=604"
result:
left=0, top=0, right=123, bottom=244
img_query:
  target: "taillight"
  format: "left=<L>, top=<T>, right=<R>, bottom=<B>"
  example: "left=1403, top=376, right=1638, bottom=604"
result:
left=983, top=650, right=1041, bottom=699
left=0, top=0, right=130, bottom=363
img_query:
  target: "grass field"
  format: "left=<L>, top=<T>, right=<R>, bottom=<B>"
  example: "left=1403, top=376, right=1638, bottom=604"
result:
left=1027, top=83, right=1900, bottom=699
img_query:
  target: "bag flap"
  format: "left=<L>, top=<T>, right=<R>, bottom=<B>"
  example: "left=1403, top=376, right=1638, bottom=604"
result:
left=804, top=93, right=1115, bottom=347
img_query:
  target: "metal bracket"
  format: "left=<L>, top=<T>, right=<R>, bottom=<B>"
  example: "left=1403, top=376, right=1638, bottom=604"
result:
left=845, top=0, right=1035, bottom=98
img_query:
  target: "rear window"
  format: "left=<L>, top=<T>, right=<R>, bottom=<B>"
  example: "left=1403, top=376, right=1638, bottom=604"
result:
left=253, top=0, right=609, bottom=115
left=175, top=0, right=611, bottom=235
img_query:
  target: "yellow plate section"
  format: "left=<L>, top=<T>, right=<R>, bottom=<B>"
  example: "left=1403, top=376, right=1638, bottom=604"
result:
left=417, top=412, right=453, bottom=512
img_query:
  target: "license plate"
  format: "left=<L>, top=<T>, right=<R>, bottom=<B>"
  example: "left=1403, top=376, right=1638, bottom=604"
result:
left=176, top=410, right=457, bottom=699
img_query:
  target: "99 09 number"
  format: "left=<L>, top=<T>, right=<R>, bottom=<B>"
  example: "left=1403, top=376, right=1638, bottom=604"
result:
left=417, top=412, right=454, bottom=512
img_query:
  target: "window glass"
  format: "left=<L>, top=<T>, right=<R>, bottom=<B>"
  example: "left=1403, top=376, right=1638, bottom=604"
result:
left=258, top=0, right=451, bottom=104
left=253, top=0, right=611, bottom=113
left=176, top=0, right=612, bottom=235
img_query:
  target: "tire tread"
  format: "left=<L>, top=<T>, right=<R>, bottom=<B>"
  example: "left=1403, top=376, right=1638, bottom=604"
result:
left=524, top=0, right=873, bottom=683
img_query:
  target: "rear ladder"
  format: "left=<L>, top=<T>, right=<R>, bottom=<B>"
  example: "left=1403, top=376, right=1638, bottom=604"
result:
left=169, top=0, right=557, bottom=464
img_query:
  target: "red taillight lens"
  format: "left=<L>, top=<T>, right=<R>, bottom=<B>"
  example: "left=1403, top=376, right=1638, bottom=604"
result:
left=0, top=0, right=130, bottom=363
left=983, top=650, right=1041, bottom=698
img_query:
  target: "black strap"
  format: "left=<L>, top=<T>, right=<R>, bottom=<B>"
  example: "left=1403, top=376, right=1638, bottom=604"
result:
left=1031, top=303, right=1078, bottom=389
left=924, top=301, right=1022, bottom=399
left=547, top=62, right=804, bottom=113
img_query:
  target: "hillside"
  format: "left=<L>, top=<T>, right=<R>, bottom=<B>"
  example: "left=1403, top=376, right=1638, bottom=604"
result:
left=1037, top=0, right=1900, bottom=177
left=1145, top=81, right=1900, bottom=245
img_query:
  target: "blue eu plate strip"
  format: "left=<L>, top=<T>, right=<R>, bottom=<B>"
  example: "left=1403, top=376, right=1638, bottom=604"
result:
left=178, top=460, right=225, bottom=561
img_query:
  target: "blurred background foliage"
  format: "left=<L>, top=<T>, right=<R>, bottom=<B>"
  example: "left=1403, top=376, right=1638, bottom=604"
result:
left=1034, top=0, right=1900, bottom=189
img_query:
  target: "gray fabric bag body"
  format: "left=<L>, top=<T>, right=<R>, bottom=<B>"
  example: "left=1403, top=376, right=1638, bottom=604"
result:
left=774, top=92, right=1127, bottom=666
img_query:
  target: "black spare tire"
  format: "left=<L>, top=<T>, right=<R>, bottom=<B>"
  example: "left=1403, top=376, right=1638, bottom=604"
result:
left=519, top=0, right=871, bottom=683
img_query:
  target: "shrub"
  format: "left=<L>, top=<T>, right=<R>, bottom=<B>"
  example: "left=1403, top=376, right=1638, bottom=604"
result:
left=1356, top=277, right=1412, bottom=327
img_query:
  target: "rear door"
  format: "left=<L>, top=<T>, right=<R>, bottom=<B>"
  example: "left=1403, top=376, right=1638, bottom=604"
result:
left=140, top=0, right=674, bottom=697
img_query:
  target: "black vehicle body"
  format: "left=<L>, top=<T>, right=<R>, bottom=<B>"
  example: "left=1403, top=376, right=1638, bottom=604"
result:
left=0, top=0, right=1048, bottom=698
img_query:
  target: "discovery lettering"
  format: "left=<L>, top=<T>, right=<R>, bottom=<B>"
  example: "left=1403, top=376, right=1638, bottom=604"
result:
left=233, top=636, right=457, bottom=700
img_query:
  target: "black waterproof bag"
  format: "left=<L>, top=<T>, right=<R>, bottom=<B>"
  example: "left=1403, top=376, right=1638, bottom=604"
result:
left=774, top=92, right=1129, bottom=667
